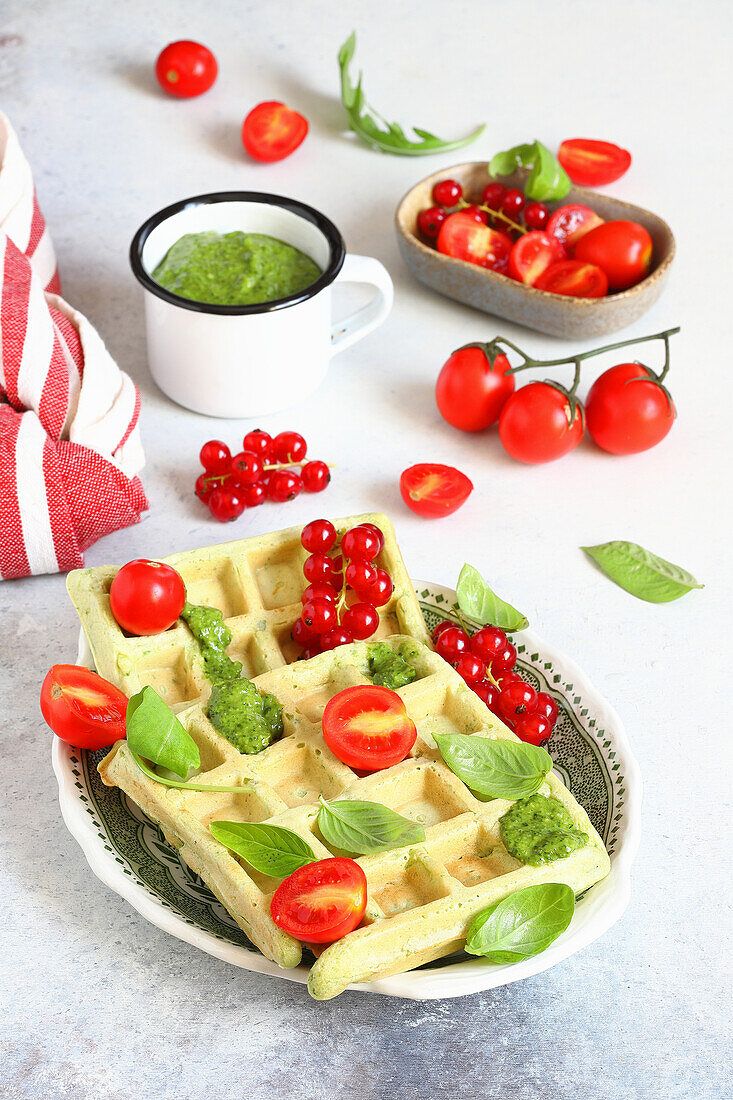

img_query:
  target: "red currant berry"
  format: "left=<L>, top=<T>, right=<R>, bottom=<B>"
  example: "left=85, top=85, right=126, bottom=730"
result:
left=267, top=469, right=302, bottom=502
left=434, top=626, right=471, bottom=663
left=501, top=188, right=526, bottom=219
left=464, top=204, right=488, bottom=224
left=195, top=474, right=214, bottom=503
left=330, top=553, right=344, bottom=577
left=292, top=617, right=316, bottom=646
left=491, top=641, right=517, bottom=674
left=230, top=451, right=264, bottom=485
left=498, top=680, right=538, bottom=721
left=302, top=597, right=337, bottom=634
left=360, top=523, right=385, bottom=554
left=535, top=692, right=558, bottom=727
left=470, top=626, right=508, bottom=665
left=301, top=460, right=330, bottom=493
left=514, top=711, right=552, bottom=746
left=345, top=559, right=378, bottom=595
left=341, top=525, right=380, bottom=562
left=302, top=581, right=338, bottom=604
left=433, top=179, right=463, bottom=206
left=363, top=568, right=393, bottom=608
left=199, top=440, right=231, bottom=474
left=432, top=620, right=456, bottom=642
left=242, top=482, right=267, bottom=507
left=301, top=518, right=337, bottom=553
left=524, top=201, right=549, bottom=231
left=481, top=182, right=507, bottom=208
left=454, top=653, right=486, bottom=685
left=495, top=669, right=520, bottom=690
left=303, top=553, right=337, bottom=584
left=208, top=484, right=245, bottom=522
left=300, top=641, right=323, bottom=660
left=242, top=429, right=273, bottom=458
left=320, top=626, right=355, bottom=651
left=341, top=602, right=379, bottom=640
left=417, top=206, right=447, bottom=238
left=272, top=431, right=307, bottom=463
left=473, top=679, right=500, bottom=711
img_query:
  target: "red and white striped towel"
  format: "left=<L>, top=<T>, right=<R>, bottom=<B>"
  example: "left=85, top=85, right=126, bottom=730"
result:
left=0, top=112, right=148, bottom=580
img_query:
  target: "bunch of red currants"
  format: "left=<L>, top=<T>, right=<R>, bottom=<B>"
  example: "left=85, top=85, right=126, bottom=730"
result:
left=418, top=179, right=549, bottom=242
left=432, top=620, right=558, bottom=746
left=293, top=520, right=394, bottom=658
left=196, top=430, right=331, bottom=522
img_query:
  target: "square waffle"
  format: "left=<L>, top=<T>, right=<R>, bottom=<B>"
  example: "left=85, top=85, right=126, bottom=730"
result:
left=98, top=637, right=610, bottom=1000
left=66, top=513, right=431, bottom=711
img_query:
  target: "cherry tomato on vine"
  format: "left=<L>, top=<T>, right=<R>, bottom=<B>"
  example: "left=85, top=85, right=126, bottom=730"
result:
left=546, top=204, right=604, bottom=250
left=242, top=101, right=308, bottom=162
left=437, top=213, right=512, bottom=272
left=155, top=41, right=218, bottom=98
left=270, top=857, right=367, bottom=944
left=322, top=685, right=417, bottom=771
left=40, top=665, right=128, bottom=749
left=558, top=139, right=632, bottom=187
left=109, top=560, right=186, bottom=635
left=499, top=383, right=584, bottom=464
left=435, top=346, right=515, bottom=431
left=585, top=363, right=676, bottom=454
left=508, top=232, right=566, bottom=286
left=400, top=463, right=473, bottom=518
left=574, top=221, right=652, bottom=291
left=534, top=260, right=608, bottom=298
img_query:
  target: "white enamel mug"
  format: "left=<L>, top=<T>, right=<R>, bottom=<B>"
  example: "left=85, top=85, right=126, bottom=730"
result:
left=130, top=192, right=393, bottom=418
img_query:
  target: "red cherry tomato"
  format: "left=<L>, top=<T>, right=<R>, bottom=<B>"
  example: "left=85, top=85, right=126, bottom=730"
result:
left=534, top=260, right=608, bottom=298
left=546, top=204, right=604, bottom=250
left=574, top=221, right=653, bottom=291
left=508, top=231, right=566, bottom=286
left=241, top=101, right=308, bottom=162
left=40, top=665, right=128, bottom=750
left=322, top=685, right=417, bottom=771
left=558, top=139, right=632, bottom=187
left=585, top=363, right=676, bottom=454
left=400, top=463, right=473, bottom=518
left=499, top=383, right=584, bottom=464
left=155, top=41, right=218, bottom=98
left=436, top=212, right=513, bottom=272
left=270, top=857, right=367, bottom=944
left=109, top=560, right=186, bottom=636
left=436, top=347, right=515, bottom=431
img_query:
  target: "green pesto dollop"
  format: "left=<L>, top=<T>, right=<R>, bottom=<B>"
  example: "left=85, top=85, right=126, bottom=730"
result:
left=207, top=678, right=284, bottom=755
left=500, top=794, right=588, bottom=866
left=151, top=231, right=322, bottom=306
left=180, top=601, right=242, bottom=683
left=367, top=642, right=417, bottom=691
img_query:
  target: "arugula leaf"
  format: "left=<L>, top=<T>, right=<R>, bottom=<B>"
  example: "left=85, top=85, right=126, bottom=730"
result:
left=456, top=563, right=528, bottom=632
left=338, top=33, right=485, bottom=156
left=489, top=140, right=571, bottom=201
left=465, top=883, right=575, bottom=963
left=126, top=686, right=200, bottom=778
left=209, top=821, right=316, bottom=877
left=434, top=734, right=552, bottom=799
left=581, top=541, right=704, bottom=603
left=318, top=797, right=425, bottom=855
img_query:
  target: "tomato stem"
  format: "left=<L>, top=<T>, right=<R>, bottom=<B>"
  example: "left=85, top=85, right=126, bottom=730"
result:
left=499, top=326, right=680, bottom=375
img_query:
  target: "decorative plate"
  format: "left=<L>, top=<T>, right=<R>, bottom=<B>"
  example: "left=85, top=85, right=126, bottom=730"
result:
left=52, top=582, right=641, bottom=1000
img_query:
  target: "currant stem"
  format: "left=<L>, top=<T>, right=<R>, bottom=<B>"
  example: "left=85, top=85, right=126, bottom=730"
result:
left=456, top=198, right=527, bottom=235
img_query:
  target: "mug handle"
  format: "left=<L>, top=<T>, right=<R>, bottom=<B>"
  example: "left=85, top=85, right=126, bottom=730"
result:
left=330, top=253, right=394, bottom=356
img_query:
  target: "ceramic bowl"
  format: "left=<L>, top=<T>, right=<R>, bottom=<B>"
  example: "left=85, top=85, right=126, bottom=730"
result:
left=395, top=163, right=675, bottom=338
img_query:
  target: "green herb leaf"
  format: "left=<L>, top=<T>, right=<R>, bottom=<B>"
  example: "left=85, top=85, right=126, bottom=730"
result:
left=209, top=821, right=316, bottom=877
left=338, top=33, right=484, bottom=157
left=434, top=734, right=552, bottom=799
left=489, top=139, right=571, bottom=201
left=318, top=797, right=426, bottom=855
left=465, top=883, right=575, bottom=963
left=456, top=563, right=528, bottom=631
left=130, top=751, right=254, bottom=794
left=581, top=541, right=704, bottom=603
left=126, top=686, right=200, bottom=778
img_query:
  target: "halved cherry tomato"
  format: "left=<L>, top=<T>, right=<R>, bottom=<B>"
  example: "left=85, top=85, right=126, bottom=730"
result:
left=109, top=559, right=186, bottom=636
left=499, top=383, right=585, bottom=464
left=585, top=363, right=675, bottom=454
left=508, top=231, right=566, bottom=286
left=436, top=347, right=515, bottom=431
left=241, top=101, right=308, bottom=162
left=322, top=685, right=417, bottom=771
left=534, top=260, right=608, bottom=298
left=155, top=41, right=218, bottom=98
left=400, top=463, right=473, bottom=518
left=436, top=212, right=513, bottom=272
left=547, top=204, right=604, bottom=250
left=40, top=665, right=128, bottom=749
left=271, top=857, right=367, bottom=944
left=558, top=139, right=632, bottom=187
left=574, top=221, right=652, bottom=291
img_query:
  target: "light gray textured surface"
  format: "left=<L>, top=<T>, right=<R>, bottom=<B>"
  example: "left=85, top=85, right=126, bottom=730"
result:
left=1, top=1, right=731, bottom=1097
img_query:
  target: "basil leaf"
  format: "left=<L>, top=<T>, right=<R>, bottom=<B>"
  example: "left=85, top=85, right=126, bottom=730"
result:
left=434, top=734, right=551, bottom=799
left=130, top=752, right=256, bottom=794
left=209, top=821, right=316, bottom=877
left=456, top=563, right=528, bottom=631
left=581, top=541, right=704, bottom=603
left=465, top=883, right=575, bottom=963
left=489, top=139, right=571, bottom=201
left=318, top=797, right=425, bottom=855
left=338, top=33, right=484, bottom=157
left=126, top=686, right=200, bottom=778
